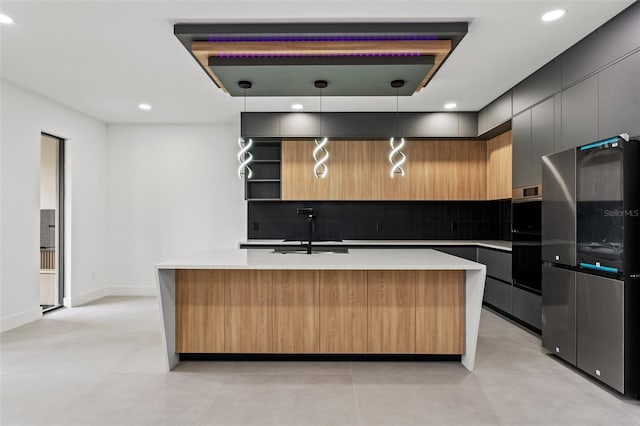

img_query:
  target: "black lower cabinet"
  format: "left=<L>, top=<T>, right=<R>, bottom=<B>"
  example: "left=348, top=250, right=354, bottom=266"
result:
left=434, top=246, right=477, bottom=262
left=484, top=277, right=512, bottom=315
left=541, top=265, right=576, bottom=365
left=512, top=286, right=542, bottom=331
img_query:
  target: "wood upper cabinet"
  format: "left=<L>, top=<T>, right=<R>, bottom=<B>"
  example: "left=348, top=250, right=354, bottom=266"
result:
left=224, top=270, right=272, bottom=353
left=281, top=139, right=373, bottom=200
left=282, top=138, right=492, bottom=201
left=371, top=139, right=414, bottom=200
left=415, top=271, right=464, bottom=354
left=175, top=269, right=225, bottom=353
left=281, top=139, right=333, bottom=200
left=367, top=270, right=416, bottom=353
left=319, top=270, right=368, bottom=353
left=273, top=270, right=320, bottom=353
left=418, top=140, right=487, bottom=200
left=394, top=139, right=487, bottom=200
left=487, top=130, right=513, bottom=200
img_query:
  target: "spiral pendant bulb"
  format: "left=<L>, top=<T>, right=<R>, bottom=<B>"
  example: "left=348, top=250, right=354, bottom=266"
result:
left=389, top=137, right=406, bottom=178
left=237, top=137, right=253, bottom=179
left=313, top=137, right=329, bottom=179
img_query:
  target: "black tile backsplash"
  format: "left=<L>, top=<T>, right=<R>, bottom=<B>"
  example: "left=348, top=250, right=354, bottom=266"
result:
left=248, top=200, right=512, bottom=241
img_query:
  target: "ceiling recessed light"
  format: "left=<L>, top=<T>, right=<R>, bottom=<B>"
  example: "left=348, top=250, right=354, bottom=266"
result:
left=291, top=103, right=303, bottom=111
left=0, top=13, right=14, bottom=24
left=542, top=9, right=566, bottom=22
left=138, top=103, right=152, bottom=111
left=444, top=102, right=457, bottom=109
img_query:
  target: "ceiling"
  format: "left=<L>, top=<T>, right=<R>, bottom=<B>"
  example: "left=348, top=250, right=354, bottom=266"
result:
left=0, top=1, right=634, bottom=124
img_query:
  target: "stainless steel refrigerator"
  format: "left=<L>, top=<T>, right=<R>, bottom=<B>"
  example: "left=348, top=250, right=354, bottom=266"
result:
left=542, top=134, right=640, bottom=397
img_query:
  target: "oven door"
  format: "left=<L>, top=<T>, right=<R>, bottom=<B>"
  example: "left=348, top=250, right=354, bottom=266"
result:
left=512, top=231, right=542, bottom=294
left=512, top=199, right=542, bottom=294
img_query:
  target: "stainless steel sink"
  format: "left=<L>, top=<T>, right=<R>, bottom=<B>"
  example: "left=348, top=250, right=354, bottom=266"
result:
left=272, top=247, right=349, bottom=255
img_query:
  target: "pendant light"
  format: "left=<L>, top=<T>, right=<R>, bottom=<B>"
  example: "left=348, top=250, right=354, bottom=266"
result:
left=313, top=80, right=329, bottom=179
left=389, top=80, right=406, bottom=178
left=237, top=80, right=254, bottom=179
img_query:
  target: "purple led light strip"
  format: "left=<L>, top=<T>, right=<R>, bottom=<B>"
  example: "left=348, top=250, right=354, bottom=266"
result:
left=207, top=36, right=435, bottom=58
left=206, top=36, right=439, bottom=42
left=217, top=52, right=423, bottom=58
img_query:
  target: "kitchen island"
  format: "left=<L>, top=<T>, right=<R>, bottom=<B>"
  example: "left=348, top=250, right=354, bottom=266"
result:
left=156, top=248, right=486, bottom=372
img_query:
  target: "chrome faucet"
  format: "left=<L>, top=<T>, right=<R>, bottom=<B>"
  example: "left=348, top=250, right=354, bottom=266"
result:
left=297, top=208, right=316, bottom=254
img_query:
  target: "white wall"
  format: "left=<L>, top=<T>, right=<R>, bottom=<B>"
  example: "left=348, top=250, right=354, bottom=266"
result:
left=106, top=124, right=246, bottom=294
left=0, top=79, right=108, bottom=331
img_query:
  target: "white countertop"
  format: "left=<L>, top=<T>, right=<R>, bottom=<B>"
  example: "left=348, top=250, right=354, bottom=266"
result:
left=156, top=248, right=485, bottom=271
left=240, top=239, right=512, bottom=252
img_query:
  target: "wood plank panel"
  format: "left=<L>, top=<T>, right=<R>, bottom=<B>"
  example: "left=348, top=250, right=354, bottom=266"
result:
left=367, top=270, right=416, bottom=353
left=445, top=140, right=487, bottom=200
left=175, top=269, right=225, bottom=353
left=284, top=138, right=489, bottom=201
left=224, top=270, right=272, bottom=353
left=273, top=270, right=319, bottom=353
left=370, top=139, right=414, bottom=200
left=339, top=140, right=373, bottom=200
left=282, top=139, right=373, bottom=200
left=319, top=270, right=368, bottom=353
left=281, top=139, right=332, bottom=200
left=193, top=39, right=452, bottom=56
left=415, top=270, right=464, bottom=354
left=404, top=139, right=437, bottom=200
left=415, top=140, right=487, bottom=200
left=486, top=130, right=513, bottom=200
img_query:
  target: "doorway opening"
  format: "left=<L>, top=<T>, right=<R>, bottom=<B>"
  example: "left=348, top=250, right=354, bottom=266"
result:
left=40, top=133, right=65, bottom=312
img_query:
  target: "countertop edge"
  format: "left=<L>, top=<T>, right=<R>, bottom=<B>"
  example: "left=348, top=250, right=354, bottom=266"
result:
left=239, top=239, right=512, bottom=252
left=155, top=248, right=488, bottom=270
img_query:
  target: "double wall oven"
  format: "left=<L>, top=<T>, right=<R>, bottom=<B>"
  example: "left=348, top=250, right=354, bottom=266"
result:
left=512, top=185, right=542, bottom=295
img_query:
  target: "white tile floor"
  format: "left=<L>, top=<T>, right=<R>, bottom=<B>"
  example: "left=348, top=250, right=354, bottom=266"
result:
left=1, top=296, right=639, bottom=426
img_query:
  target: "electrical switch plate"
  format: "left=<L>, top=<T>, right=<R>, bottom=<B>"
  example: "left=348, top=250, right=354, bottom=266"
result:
left=555, top=255, right=560, bottom=261
left=596, top=369, right=601, bottom=376
left=555, top=347, right=560, bottom=353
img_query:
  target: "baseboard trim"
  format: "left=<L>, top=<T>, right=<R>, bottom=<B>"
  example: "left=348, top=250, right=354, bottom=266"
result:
left=106, top=286, right=157, bottom=297
left=0, top=307, right=43, bottom=333
left=66, top=287, right=107, bottom=307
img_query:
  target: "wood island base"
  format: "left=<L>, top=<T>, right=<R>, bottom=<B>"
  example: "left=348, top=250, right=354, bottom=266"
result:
left=156, top=249, right=486, bottom=371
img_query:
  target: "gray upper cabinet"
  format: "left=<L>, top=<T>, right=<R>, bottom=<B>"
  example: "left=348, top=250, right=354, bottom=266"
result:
left=242, top=113, right=280, bottom=137
left=512, top=97, right=558, bottom=188
left=478, top=91, right=512, bottom=135
left=458, top=112, right=479, bottom=137
left=598, top=51, right=640, bottom=139
left=345, top=112, right=398, bottom=137
left=512, top=109, right=532, bottom=188
left=554, top=94, right=562, bottom=152
left=562, top=2, right=640, bottom=88
left=243, top=112, right=476, bottom=138
left=561, top=76, right=598, bottom=150
left=277, top=113, right=348, bottom=137
left=530, top=97, right=555, bottom=185
left=279, top=113, right=321, bottom=137
left=400, top=113, right=458, bottom=137
left=512, top=58, right=562, bottom=115
left=320, top=113, right=347, bottom=137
